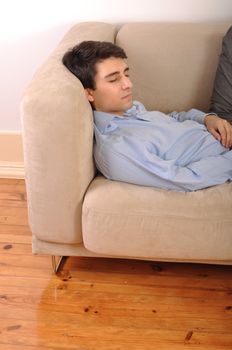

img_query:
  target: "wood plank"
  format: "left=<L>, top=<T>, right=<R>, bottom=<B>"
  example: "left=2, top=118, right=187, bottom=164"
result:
left=0, top=243, right=32, bottom=254
left=0, top=344, right=63, bottom=350
left=0, top=234, right=31, bottom=244
left=0, top=285, right=232, bottom=328
left=1, top=252, right=232, bottom=290
left=0, top=206, right=28, bottom=226
left=0, top=224, right=31, bottom=235
left=0, top=184, right=27, bottom=207
left=0, top=269, right=231, bottom=297
left=1, top=255, right=232, bottom=291
left=0, top=178, right=25, bottom=189
left=0, top=178, right=232, bottom=349
left=0, top=317, right=232, bottom=349
left=0, top=199, right=27, bottom=208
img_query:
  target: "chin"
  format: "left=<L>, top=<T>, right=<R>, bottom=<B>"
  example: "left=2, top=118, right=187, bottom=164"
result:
left=126, top=100, right=133, bottom=110
left=124, top=96, right=133, bottom=106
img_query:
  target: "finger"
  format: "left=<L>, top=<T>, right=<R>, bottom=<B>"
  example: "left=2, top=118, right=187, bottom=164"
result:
left=225, top=122, right=232, bottom=148
left=210, top=129, right=221, bottom=142
left=221, top=121, right=232, bottom=148
left=217, top=123, right=227, bottom=147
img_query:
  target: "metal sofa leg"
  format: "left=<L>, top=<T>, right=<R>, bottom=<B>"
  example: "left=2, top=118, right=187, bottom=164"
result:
left=52, top=256, right=67, bottom=274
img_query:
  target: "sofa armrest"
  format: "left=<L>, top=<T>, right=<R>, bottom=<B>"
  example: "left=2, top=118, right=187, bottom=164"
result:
left=21, top=23, right=116, bottom=244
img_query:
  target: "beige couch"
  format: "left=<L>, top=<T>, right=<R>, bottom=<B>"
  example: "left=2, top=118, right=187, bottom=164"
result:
left=21, top=22, right=232, bottom=269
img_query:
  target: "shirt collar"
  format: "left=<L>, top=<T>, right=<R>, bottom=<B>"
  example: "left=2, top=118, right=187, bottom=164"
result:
left=93, top=101, right=148, bottom=133
left=94, top=111, right=119, bottom=133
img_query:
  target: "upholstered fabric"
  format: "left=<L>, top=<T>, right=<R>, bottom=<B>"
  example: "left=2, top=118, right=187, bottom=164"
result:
left=21, top=23, right=116, bottom=243
left=82, top=176, right=232, bottom=262
left=21, top=22, right=232, bottom=264
left=116, top=23, right=231, bottom=113
left=32, top=235, right=232, bottom=265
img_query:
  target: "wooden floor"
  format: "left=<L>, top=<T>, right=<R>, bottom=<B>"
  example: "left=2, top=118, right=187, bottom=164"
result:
left=0, top=178, right=232, bottom=350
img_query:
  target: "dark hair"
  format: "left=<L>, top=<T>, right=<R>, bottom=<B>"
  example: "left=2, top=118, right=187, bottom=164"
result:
left=62, top=40, right=127, bottom=89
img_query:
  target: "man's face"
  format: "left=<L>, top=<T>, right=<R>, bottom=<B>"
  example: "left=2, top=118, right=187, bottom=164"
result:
left=85, top=57, right=133, bottom=115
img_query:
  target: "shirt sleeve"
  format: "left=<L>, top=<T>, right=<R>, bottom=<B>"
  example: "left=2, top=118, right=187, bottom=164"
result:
left=94, top=137, right=232, bottom=191
left=169, top=109, right=207, bottom=124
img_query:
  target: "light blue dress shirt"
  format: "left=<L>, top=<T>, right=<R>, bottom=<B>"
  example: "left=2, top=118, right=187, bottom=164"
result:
left=93, top=101, right=232, bottom=191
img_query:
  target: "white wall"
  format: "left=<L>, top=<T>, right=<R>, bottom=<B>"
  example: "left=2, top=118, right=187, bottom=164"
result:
left=1, top=0, right=232, bottom=131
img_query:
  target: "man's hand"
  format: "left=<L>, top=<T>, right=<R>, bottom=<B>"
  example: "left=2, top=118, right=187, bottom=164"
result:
left=204, top=114, right=232, bottom=149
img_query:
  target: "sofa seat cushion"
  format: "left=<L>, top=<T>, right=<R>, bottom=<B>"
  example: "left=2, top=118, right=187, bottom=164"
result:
left=82, top=176, right=232, bottom=263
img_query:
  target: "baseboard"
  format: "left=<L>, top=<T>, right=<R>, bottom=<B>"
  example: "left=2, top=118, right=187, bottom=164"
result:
left=0, top=132, right=23, bottom=162
left=0, top=162, right=25, bottom=179
left=0, top=132, right=24, bottom=178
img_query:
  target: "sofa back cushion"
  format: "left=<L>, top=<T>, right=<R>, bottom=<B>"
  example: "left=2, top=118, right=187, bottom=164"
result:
left=116, top=23, right=231, bottom=113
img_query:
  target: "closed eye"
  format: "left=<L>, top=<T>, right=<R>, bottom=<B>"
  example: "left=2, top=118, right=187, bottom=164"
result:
left=108, top=73, right=130, bottom=83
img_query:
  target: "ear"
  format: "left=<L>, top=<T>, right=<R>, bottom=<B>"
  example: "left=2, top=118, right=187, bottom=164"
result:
left=85, top=88, right=95, bottom=103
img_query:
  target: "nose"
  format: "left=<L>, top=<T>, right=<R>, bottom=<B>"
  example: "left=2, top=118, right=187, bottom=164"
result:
left=122, top=76, right=133, bottom=90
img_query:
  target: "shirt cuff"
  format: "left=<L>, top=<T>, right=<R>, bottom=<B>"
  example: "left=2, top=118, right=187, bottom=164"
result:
left=203, top=112, right=218, bottom=124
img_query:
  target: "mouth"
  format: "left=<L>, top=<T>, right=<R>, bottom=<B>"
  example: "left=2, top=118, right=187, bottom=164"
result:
left=122, top=93, right=133, bottom=100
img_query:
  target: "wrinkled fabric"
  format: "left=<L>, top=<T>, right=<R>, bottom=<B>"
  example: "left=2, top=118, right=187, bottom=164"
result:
left=94, top=101, right=232, bottom=191
left=209, top=26, right=232, bottom=123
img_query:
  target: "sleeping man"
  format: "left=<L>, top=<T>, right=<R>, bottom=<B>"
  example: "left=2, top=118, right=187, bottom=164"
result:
left=62, top=40, right=232, bottom=192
